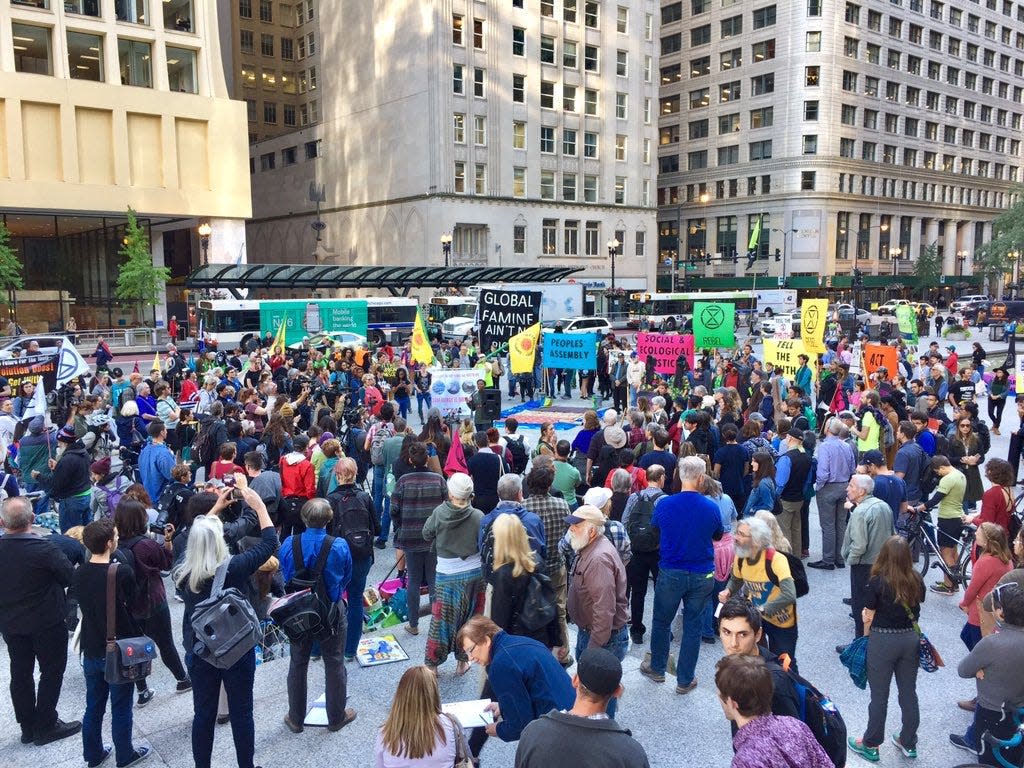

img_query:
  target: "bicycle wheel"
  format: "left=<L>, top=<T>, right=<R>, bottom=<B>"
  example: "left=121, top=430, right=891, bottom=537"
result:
left=909, top=532, right=931, bottom=577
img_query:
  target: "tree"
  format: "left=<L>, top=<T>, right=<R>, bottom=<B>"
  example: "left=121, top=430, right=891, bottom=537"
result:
left=973, top=187, right=1024, bottom=295
left=914, top=242, right=941, bottom=297
left=0, top=221, right=24, bottom=308
left=115, top=208, right=170, bottom=325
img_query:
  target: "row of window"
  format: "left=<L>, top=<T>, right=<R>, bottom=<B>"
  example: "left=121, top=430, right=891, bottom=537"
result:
left=12, top=0, right=196, bottom=33
left=663, top=4, right=777, bottom=52
left=537, top=220, right=643, bottom=259
left=658, top=177, right=773, bottom=207
left=252, top=139, right=320, bottom=171
left=239, top=30, right=314, bottom=61
left=10, top=22, right=197, bottom=91
left=839, top=68, right=1024, bottom=116
left=245, top=97, right=318, bottom=128
left=453, top=164, right=642, bottom=207
left=835, top=177, right=1006, bottom=209
left=240, top=65, right=316, bottom=94
left=238, top=0, right=314, bottom=27
left=532, top=1, right=639, bottom=35
left=843, top=0, right=1024, bottom=39
left=843, top=37, right=1024, bottom=84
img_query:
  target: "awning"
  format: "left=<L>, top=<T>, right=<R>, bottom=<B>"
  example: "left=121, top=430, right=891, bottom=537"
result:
left=185, top=263, right=585, bottom=296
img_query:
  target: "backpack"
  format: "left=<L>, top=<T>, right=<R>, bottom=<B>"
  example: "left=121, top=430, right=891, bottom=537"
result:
left=155, top=481, right=192, bottom=527
left=765, top=547, right=810, bottom=598
left=270, top=535, right=341, bottom=642
left=625, top=490, right=664, bottom=553
left=370, top=423, right=395, bottom=466
left=506, top=435, right=529, bottom=474
left=117, top=385, right=137, bottom=412
left=190, top=560, right=263, bottom=669
left=191, top=423, right=218, bottom=468
left=329, top=487, right=374, bottom=560
left=881, top=415, right=896, bottom=449
left=104, top=475, right=131, bottom=518
left=514, top=571, right=558, bottom=633
left=116, top=536, right=155, bottom=620
left=803, top=405, right=818, bottom=432
left=778, top=653, right=848, bottom=768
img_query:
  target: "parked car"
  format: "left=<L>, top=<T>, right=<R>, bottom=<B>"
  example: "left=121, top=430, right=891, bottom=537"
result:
left=761, top=313, right=801, bottom=337
left=0, top=335, right=67, bottom=360
left=910, top=302, right=937, bottom=318
left=829, top=304, right=871, bottom=324
left=877, top=299, right=912, bottom=316
left=287, top=331, right=367, bottom=351
left=950, top=294, right=989, bottom=313
left=543, top=317, right=613, bottom=335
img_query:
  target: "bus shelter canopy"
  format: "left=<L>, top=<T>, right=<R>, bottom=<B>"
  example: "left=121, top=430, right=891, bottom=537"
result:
left=185, top=263, right=585, bottom=297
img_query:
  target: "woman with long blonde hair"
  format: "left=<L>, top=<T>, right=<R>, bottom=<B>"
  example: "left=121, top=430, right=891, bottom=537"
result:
left=488, top=515, right=560, bottom=647
left=959, top=522, right=1014, bottom=653
left=374, top=666, right=468, bottom=767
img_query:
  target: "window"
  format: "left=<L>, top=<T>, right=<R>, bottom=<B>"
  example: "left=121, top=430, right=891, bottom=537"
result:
left=841, top=104, right=856, bottom=124
left=245, top=98, right=256, bottom=122
left=750, top=139, right=773, bottom=159
left=543, top=220, right=557, bottom=254
left=845, top=2, right=860, bottom=23
left=281, top=38, right=293, bottom=60
left=261, top=34, right=274, bottom=56
left=845, top=37, right=859, bottom=57
left=684, top=120, right=705, bottom=141
left=454, top=162, right=466, bottom=193
left=720, top=81, right=741, bottom=102
left=843, top=70, right=858, bottom=91
left=752, top=40, right=775, bottom=61
left=167, top=46, right=197, bottom=92
left=563, top=128, right=577, bottom=156
left=691, top=25, right=711, bottom=46
left=802, top=135, right=817, bottom=154
left=116, top=0, right=149, bottom=24
left=474, top=164, right=486, bottom=195
left=840, top=138, right=856, bottom=157
left=118, top=38, right=152, bottom=87
left=688, top=150, right=708, bottom=170
left=512, top=73, right=525, bottom=102
left=263, top=101, right=277, bottom=124
left=868, top=8, right=882, bottom=29
left=13, top=23, right=52, bottom=76
left=806, top=66, right=820, bottom=86
left=473, top=68, right=484, bottom=97
left=67, top=30, right=104, bottom=82
left=541, top=35, right=555, bottom=64
left=691, top=56, right=711, bottom=76
left=616, top=5, right=628, bottom=32
left=541, top=81, right=555, bottom=108
left=806, top=31, right=821, bottom=52
left=473, top=18, right=484, bottom=49
left=563, top=41, right=577, bottom=68
left=721, top=15, right=743, bottom=37
left=692, top=0, right=710, bottom=12
left=615, top=92, right=627, bottom=119
left=718, top=145, right=740, bottom=165
left=862, top=141, right=876, bottom=160
left=453, top=64, right=464, bottom=94
left=564, top=0, right=577, bottom=22
left=541, top=0, right=554, bottom=16
left=584, top=45, right=599, bottom=71
left=801, top=171, right=816, bottom=190
left=751, top=73, right=774, bottom=95
left=664, top=2, right=684, bottom=22
left=305, top=140, right=319, bottom=159
left=615, top=134, right=627, bottom=161
left=805, top=100, right=820, bottom=120
left=512, top=27, right=525, bottom=56
left=808, top=0, right=822, bottom=14
left=749, top=106, right=772, bottom=128
left=584, top=88, right=598, bottom=115
left=452, top=14, right=464, bottom=45
left=584, top=179, right=599, bottom=204
left=259, top=0, right=272, bottom=21
left=563, top=85, right=576, bottom=111
left=616, top=50, right=628, bottom=77
left=239, top=0, right=251, bottom=18
left=541, top=172, right=555, bottom=200
left=540, top=126, right=555, bottom=153
left=721, top=48, right=742, bottom=70
left=866, top=43, right=880, bottom=64
left=260, top=152, right=275, bottom=172
left=584, top=1, right=599, bottom=27
left=564, top=220, right=578, bottom=252
left=512, top=167, right=526, bottom=198
left=283, top=104, right=296, bottom=126
left=513, top=224, right=526, bottom=254
left=473, top=115, right=485, bottom=145
left=753, top=5, right=777, bottom=27
left=614, top=177, right=626, bottom=205
left=240, top=30, right=254, bottom=54
left=584, top=132, right=598, bottom=158
left=512, top=121, right=526, bottom=149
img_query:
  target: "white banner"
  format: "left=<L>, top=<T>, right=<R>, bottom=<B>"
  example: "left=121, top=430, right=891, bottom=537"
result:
left=428, top=368, right=480, bottom=418
left=57, top=339, right=90, bottom=385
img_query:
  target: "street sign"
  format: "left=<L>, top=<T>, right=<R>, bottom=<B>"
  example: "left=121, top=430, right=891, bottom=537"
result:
left=777, top=275, right=784, bottom=287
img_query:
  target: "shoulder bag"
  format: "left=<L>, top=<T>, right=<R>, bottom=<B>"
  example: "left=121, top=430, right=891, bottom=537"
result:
left=903, top=601, right=944, bottom=672
left=104, top=562, right=157, bottom=685
left=446, top=713, right=473, bottom=768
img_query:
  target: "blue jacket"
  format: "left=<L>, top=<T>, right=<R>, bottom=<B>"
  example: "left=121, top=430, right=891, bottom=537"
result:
left=138, top=441, right=175, bottom=503
left=742, top=478, right=777, bottom=518
left=486, top=631, right=575, bottom=743
left=478, top=501, right=547, bottom=563
left=278, top=527, right=352, bottom=603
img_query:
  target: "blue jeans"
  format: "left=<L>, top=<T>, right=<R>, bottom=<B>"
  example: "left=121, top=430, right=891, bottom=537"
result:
left=650, top=568, right=715, bottom=686
left=372, top=468, right=391, bottom=544
left=82, top=656, right=135, bottom=767
left=395, top=396, right=410, bottom=421
left=575, top=625, right=629, bottom=718
left=416, top=392, right=431, bottom=421
left=345, top=557, right=373, bottom=657
left=59, top=493, right=91, bottom=533
left=187, top=649, right=256, bottom=768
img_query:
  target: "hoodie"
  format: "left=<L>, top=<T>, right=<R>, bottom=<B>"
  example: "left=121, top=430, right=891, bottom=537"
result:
left=40, top=442, right=92, bottom=500
left=515, top=710, right=651, bottom=768
left=17, top=418, right=55, bottom=481
left=279, top=451, right=315, bottom=498
left=422, top=500, right=483, bottom=559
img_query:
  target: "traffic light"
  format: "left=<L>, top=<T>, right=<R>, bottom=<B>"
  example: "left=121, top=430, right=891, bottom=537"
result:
left=853, top=268, right=864, bottom=288
left=774, top=248, right=781, bottom=262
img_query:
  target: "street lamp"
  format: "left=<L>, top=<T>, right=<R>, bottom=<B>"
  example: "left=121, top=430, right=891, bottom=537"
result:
left=197, top=222, right=212, bottom=265
left=607, top=237, right=620, bottom=292
left=890, top=246, right=903, bottom=276
left=440, top=233, right=453, bottom=268
left=956, top=249, right=970, bottom=297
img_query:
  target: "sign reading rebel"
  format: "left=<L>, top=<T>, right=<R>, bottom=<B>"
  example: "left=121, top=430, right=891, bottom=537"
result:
left=693, top=302, right=736, bottom=349
left=478, top=289, right=542, bottom=352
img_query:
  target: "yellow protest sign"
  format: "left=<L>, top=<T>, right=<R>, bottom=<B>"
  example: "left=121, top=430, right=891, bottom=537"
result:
left=763, top=339, right=809, bottom=380
left=800, top=299, right=829, bottom=355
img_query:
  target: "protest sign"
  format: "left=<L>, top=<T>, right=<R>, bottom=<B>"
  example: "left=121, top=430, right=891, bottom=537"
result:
left=800, top=299, right=829, bottom=354
left=864, top=344, right=898, bottom=381
left=693, top=302, right=735, bottom=349
left=762, top=339, right=808, bottom=380
left=428, top=368, right=479, bottom=417
left=478, top=289, right=542, bottom=352
left=509, top=323, right=540, bottom=374
left=635, top=333, right=695, bottom=375
left=896, top=305, right=918, bottom=343
left=541, top=332, right=598, bottom=370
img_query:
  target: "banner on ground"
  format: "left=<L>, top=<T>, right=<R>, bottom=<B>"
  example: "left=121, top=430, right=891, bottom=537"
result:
left=635, top=332, right=695, bottom=375
left=800, top=299, right=829, bottom=354
left=428, top=367, right=479, bottom=417
left=864, top=344, right=898, bottom=381
left=259, top=300, right=369, bottom=347
left=762, top=339, right=808, bottom=380
left=896, top=305, right=918, bottom=343
left=541, top=332, right=598, bottom=370
left=478, top=289, right=542, bottom=352
left=693, top=302, right=735, bottom=349
left=509, top=323, right=541, bottom=374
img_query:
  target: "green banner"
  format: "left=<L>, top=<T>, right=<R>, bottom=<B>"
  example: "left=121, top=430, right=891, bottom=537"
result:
left=693, top=301, right=736, bottom=349
left=260, top=300, right=368, bottom=346
left=895, top=304, right=918, bottom=343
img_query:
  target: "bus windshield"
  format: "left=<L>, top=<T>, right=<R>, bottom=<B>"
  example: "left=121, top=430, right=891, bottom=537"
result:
left=427, top=300, right=476, bottom=325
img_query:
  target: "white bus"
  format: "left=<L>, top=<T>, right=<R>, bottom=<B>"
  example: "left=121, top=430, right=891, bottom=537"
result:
left=628, top=291, right=758, bottom=331
left=196, top=297, right=418, bottom=349
left=426, top=296, right=477, bottom=336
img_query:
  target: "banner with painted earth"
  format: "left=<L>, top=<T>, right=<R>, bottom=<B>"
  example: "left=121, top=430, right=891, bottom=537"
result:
left=693, top=302, right=735, bottom=349
left=762, top=339, right=809, bottom=380
left=541, top=332, right=599, bottom=370
left=478, top=289, right=542, bottom=352
left=427, top=368, right=480, bottom=418
left=635, top=333, right=695, bottom=375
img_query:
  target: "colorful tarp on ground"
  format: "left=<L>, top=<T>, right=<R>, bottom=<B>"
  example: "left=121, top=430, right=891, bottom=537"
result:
left=499, top=399, right=593, bottom=429
left=635, top=333, right=695, bottom=375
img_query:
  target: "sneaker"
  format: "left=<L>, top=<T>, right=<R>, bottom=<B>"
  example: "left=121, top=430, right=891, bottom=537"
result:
left=675, top=680, right=697, bottom=695
left=958, top=698, right=977, bottom=712
left=891, top=733, right=917, bottom=759
left=283, top=715, right=303, bottom=734
left=20, top=730, right=33, bottom=745
left=136, top=689, right=155, bottom=707
left=639, top=661, right=665, bottom=683
left=949, top=734, right=978, bottom=755
left=87, top=746, right=113, bottom=768
left=848, top=738, right=880, bottom=762
left=405, top=624, right=419, bottom=636
left=842, top=597, right=853, bottom=605
left=34, top=718, right=81, bottom=746
left=344, top=654, right=356, bottom=663
left=807, top=560, right=835, bottom=570
left=175, top=679, right=192, bottom=693
left=930, top=582, right=957, bottom=595
left=328, top=708, right=357, bottom=732
left=117, top=747, right=151, bottom=768
left=373, top=540, right=386, bottom=550
left=630, top=633, right=643, bottom=645
left=216, top=715, right=230, bottom=725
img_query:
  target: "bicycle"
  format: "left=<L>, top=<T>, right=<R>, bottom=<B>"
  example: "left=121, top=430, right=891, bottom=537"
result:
left=897, top=508, right=975, bottom=587
left=953, top=705, right=1024, bottom=768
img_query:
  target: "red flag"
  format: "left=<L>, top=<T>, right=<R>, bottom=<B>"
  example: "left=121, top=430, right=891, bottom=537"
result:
left=443, top=433, right=469, bottom=478
left=132, top=360, right=140, bottom=374
left=827, top=375, right=843, bottom=414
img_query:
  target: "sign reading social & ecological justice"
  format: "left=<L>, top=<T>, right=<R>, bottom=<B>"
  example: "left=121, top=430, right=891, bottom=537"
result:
left=635, top=333, right=695, bottom=375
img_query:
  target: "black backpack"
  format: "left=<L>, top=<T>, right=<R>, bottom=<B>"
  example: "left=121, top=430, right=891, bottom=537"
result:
left=270, top=535, right=340, bottom=642
left=191, top=423, right=218, bottom=468
left=328, top=488, right=374, bottom=560
left=778, top=654, right=848, bottom=768
left=514, top=571, right=558, bottom=633
left=625, top=490, right=664, bottom=553
left=765, top=547, right=810, bottom=598
left=506, top=435, right=529, bottom=474
left=115, top=537, right=155, bottom=620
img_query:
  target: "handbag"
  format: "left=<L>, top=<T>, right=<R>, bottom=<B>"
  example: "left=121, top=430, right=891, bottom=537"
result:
left=903, top=602, right=944, bottom=672
left=446, top=714, right=473, bottom=768
left=839, top=635, right=869, bottom=689
left=103, top=562, right=157, bottom=685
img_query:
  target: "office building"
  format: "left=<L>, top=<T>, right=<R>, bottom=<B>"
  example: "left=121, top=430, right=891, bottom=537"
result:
left=657, top=0, right=1023, bottom=298
left=0, top=0, right=250, bottom=331
left=245, top=0, right=659, bottom=309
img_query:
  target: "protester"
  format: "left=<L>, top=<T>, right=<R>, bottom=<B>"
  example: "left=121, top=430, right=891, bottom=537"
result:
left=810, top=418, right=857, bottom=570
left=621, top=464, right=667, bottom=645
left=841, top=474, right=895, bottom=643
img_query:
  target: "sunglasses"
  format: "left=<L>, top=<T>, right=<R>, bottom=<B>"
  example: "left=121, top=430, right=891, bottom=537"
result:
left=992, top=582, right=1021, bottom=610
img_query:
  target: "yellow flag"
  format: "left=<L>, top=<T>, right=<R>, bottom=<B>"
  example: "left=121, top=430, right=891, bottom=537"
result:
left=800, top=299, right=829, bottom=355
left=151, top=352, right=161, bottom=372
left=509, top=323, right=541, bottom=374
left=411, top=308, right=435, bottom=366
left=272, top=314, right=288, bottom=353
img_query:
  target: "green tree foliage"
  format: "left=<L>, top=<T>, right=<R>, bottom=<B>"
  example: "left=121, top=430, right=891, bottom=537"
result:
left=0, top=222, right=25, bottom=306
left=973, top=188, right=1024, bottom=293
left=914, top=242, right=941, bottom=294
left=115, top=208, right=169, bottom=324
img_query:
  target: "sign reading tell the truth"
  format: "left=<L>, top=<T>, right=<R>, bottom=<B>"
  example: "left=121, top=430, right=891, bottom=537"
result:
left=635, top=333, right=695, bottom=375
left=762, top=339, right=808, bottom=381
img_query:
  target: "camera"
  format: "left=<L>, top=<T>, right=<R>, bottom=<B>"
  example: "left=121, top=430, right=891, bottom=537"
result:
left=149, top=523, right=168, bottom=535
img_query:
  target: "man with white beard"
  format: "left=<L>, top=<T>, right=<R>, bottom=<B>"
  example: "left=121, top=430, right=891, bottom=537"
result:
left=565, top=505, right=630, bottom=719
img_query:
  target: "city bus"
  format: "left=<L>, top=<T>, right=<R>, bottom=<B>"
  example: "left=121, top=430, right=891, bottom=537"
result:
left=195, top=297, right=418, bottom=349
left=426, top=295, right=478, bottom=336
left=628, top=290, right=795, bottom=330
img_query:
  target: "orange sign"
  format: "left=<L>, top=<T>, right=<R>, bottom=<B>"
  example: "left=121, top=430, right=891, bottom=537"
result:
left=863, top=344, right=898, bottom=382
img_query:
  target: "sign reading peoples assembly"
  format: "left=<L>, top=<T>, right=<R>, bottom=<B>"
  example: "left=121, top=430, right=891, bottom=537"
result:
left=478, top=289, right=542, bottom=353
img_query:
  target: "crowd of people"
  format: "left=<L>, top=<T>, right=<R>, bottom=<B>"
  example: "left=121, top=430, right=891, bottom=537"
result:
left=0, top=322, right=1023, bottom=768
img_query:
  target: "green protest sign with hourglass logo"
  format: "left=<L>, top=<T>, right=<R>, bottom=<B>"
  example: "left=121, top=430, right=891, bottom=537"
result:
left=693, top=302, right=735, bottom=349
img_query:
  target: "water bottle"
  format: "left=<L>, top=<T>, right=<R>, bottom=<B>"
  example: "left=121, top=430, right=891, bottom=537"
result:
left=255, top=644, right=264, bottom=666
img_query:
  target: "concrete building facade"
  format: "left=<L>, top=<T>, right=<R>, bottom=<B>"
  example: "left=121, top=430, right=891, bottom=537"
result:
left=245, top=0, right=660, bottom=308
left=656, top=0, right=1024, bottom=298
left=0, top=0, right=250, bottom=331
